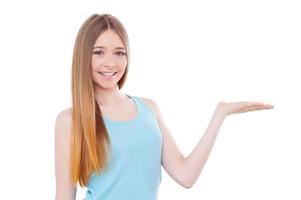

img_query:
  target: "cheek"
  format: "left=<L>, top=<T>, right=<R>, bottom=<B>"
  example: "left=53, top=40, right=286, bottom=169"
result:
left=114, top=58, right=127, bottom=72
left=121, top=58, right=128, bottom=68
left=91, top=58, right=99, bottom=70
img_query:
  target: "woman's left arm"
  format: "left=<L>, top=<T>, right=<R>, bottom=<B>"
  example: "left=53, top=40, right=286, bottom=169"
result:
left=141, top=97, right=273, bottom=189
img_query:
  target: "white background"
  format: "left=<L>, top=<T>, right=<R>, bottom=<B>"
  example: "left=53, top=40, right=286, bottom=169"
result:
left=0, top=0, right=300, bottom=199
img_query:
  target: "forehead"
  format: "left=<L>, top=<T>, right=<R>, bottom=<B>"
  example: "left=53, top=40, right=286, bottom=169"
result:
left=94, top=30, right=125, bottom=49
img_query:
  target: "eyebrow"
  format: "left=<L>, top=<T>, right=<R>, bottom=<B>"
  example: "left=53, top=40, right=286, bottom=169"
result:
left=93, top=46, right=126, bottom=50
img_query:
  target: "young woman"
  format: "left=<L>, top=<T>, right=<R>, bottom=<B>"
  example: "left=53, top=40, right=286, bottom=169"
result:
left=55, top=13, right=274, bottom=200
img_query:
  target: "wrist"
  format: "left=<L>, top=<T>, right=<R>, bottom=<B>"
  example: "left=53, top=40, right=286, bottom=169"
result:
left=215, top=102, right=228, bottom=119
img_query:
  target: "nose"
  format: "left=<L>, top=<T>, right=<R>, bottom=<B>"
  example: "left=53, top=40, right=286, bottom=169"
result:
left=103, top=53, right=117, bottom=67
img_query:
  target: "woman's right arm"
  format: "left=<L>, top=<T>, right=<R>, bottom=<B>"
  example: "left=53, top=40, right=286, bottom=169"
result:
left=55, top=108, right=77, bottom=200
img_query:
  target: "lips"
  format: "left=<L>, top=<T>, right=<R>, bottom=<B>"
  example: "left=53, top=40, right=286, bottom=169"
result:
left=99, top=72, right=117, bottom=76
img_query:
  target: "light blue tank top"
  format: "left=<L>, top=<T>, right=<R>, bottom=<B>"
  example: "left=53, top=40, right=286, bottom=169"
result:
left=84, top=95, right=163, bottom=200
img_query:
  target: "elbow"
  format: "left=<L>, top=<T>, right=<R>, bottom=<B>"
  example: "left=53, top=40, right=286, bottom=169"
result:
left=178, top=175, right=195, bottom=189
left=182, top=181, right=194, bottom=189
left=176, top=158, right=198, bottom=189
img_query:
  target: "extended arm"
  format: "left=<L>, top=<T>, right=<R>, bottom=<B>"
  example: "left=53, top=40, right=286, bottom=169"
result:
left=141, top=97, right=273, bottom=189
left=178, top=107, right=225, bottom=188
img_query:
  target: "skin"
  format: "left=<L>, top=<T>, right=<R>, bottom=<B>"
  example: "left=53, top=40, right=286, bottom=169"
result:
left=147, top=100, right=273, bottom=188
left=91, top=29, right=136, bottom=120
left=55, top=29, right=274, bottom=199
left=91, top=29, right=129, bottom=108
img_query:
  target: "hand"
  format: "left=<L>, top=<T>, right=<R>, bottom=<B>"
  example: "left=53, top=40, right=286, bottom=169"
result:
left=216, top=101, right=274, bottom=117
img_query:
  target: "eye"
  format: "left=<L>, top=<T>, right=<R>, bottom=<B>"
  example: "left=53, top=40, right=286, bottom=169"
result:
left=116, top=51, right=126, bottom=56
left=93, top=50, right=104, bottom=55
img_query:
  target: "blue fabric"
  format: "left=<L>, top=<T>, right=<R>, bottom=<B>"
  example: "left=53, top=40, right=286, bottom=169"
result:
left=84, top=95, right=162, bottom=200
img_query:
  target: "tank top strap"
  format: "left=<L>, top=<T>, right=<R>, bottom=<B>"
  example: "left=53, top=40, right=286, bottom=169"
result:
left=127, top=95, right=157, bottom=119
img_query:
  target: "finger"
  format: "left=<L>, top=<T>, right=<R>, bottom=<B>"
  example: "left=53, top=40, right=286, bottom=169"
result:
left=245, top=105, right=273, bottom=112
left=265, top=104, right=274, bottom=108
left=247, top=103, right=274, bottom=110
left=246, top=101, right=266, bottom=106
left=254, top=104, right=274, bottom=109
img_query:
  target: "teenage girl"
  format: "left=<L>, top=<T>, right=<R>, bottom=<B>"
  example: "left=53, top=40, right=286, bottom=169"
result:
left=55, top=13, right=274, bottom=200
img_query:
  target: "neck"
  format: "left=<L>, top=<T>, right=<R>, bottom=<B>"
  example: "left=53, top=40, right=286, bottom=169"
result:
left=94, top=85, right=127, bottom=107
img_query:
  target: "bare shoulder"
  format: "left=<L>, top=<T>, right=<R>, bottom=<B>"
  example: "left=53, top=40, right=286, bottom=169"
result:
left=139, top=97, right=161, bottom=115
left=56, top=107, right=72, bottom=120
left=55, top=107, right=72, bottom=137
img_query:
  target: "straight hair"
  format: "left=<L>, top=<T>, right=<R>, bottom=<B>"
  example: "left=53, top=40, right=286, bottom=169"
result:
left=70, top=13, right=130, bottom=187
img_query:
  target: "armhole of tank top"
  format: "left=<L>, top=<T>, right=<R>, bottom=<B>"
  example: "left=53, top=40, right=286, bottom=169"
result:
left=135, top=96, right=158, bottom=119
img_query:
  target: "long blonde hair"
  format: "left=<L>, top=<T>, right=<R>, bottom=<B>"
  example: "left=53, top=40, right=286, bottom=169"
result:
left=70, top=13, right=130, bottom=187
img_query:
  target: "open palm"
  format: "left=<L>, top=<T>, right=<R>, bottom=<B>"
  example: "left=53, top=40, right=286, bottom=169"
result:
left=217, top=101, right=274, bottom=116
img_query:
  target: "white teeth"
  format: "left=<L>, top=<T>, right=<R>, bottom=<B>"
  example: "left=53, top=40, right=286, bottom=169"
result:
left=100, top=72, right=116, bottom=76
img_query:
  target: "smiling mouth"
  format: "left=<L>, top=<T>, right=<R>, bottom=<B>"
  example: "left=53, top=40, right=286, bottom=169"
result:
left=98, top=72, right=117, bottom=78
left=98, top=72, right=117, bottom=77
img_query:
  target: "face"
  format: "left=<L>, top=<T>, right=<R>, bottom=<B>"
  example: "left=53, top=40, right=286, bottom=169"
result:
left=91, top=29, right=127, bottom=90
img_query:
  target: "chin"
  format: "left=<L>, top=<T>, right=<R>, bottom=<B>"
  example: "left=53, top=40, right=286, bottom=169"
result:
left=94, top=82, right=119, bottom=90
